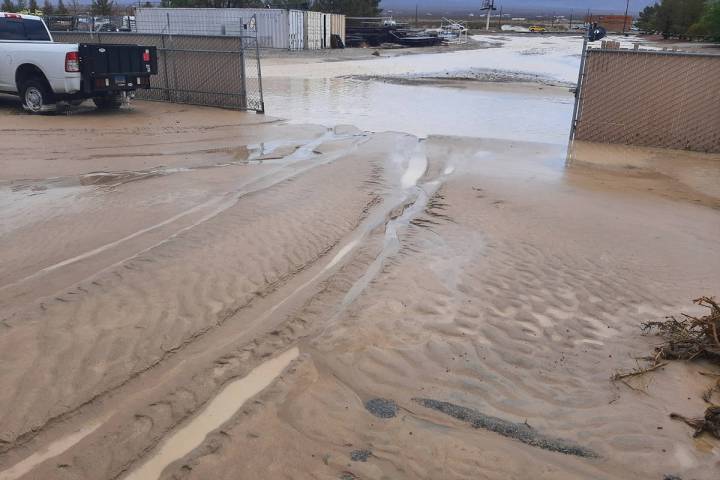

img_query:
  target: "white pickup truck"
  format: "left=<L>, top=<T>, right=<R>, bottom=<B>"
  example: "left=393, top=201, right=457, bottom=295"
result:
left=0, top=12, right=157, bottom=112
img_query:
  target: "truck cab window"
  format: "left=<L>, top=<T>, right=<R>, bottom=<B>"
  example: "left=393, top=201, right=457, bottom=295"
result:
left=0, top=18, right=25, bottom=41
left=24, top=19, right=51, bottom=41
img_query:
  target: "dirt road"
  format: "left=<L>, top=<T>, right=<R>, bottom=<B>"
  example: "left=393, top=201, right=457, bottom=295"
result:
left=0, top=47, right=719, bottom=480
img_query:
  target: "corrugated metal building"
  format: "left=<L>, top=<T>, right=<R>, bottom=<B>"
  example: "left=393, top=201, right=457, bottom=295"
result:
left=134, top=8, right=344, bottom=50
left=330, top=13, right=345, bottom=46
left=304, top=11, right=323, bottom=50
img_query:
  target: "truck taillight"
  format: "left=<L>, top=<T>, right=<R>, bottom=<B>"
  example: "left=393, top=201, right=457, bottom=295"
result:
left=65, top=51, right=80, bottom=72
left=142, top=49, right=150, bottom=62
left=3, top=13, right=21, bottom=18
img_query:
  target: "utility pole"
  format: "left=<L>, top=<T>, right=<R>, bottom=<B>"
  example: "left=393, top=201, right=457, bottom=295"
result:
left=622, top=0, right=630, bottom=34
left=497, top=4, right=502, bottom=29
left=482, top=0, right=496, bottom=32
left=485, top=2, right=491, bottom=31
left=415, top=4, right=418, bottom=27
left=569, top=9, right=573, bottom=30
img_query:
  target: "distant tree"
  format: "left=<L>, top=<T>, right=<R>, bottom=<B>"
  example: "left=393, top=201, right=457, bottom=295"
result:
left=57, top=0, right=68, bottom=14
left=143, top=0, right=152, bottom=6
left=690, top=0, right=720, bottom=38
left=28, top=0, right=38, bottom=12
left=655, top=0, right=706, bottom=37
left=68, top=0, right=81, bottom=14
left=42, top=0, right=54, bottom=14
left=636, top=3, right=660, bottom=32
left=91, top=0, right=113, bottom=15
left=707, top=0, right=720, bottom=35
left=15, top=0, right=25, bottom=11
left=2, top=0, right=16, bottom=11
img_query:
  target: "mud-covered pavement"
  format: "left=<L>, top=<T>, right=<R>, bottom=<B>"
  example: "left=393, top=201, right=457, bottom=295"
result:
left=1, top=35, right=720, bottom=480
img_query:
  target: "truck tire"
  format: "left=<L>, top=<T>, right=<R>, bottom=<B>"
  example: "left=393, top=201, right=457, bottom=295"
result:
left=21, top=77, right=53, bottom=113
left=93, top=94, right=124, bottom=110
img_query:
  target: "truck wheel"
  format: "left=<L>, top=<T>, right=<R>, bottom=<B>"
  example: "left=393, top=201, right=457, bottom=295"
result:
left=21, top=78, right=53, bottom=113
left=93, top=94, right=124, bottom=110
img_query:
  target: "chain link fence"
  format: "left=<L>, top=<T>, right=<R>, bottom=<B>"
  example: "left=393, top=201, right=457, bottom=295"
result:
left=571, top=46, right=720, bottom=153
left=50, top=14, right=264, bottom=113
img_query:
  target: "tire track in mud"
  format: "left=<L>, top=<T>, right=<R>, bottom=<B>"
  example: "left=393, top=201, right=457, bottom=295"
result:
left=126, top=140, right=457, bottom=480
left=149, top=137, right=720, bottom=480
left=0, top=133, right=450, bottom=480
left=0, top=130, right=362, bottom=305
left=0, top=132, right=438, bottom=480
left=0, top=131, right=372, bottom=448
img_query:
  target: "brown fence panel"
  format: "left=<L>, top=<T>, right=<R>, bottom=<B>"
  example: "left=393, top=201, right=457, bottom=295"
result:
left=574, top=49, right=720, bottom=153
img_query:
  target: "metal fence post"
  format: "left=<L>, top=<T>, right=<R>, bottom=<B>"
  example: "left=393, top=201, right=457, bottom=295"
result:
left=161, top=14, right=172, bottom=102
left=167, top=13, right=180, bottom=104
left=569, top=31, right=589, bottom=146
left=239, top=17, right=247, bottom=111
left=255, top=16, right=265, bottom=114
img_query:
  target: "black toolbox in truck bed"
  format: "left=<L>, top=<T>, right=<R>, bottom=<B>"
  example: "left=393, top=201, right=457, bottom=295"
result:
left=78, top=44, right=158, bottom=94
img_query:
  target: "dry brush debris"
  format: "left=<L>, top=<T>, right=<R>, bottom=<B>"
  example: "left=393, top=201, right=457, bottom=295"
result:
left=614, top=297, right=720, bottom=439
left=641, top=297, right=720, bottom=362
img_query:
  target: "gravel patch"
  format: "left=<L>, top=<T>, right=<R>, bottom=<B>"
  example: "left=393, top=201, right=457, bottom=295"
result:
left=364, top=398, right=398, bottom=418
left=350, top=449, right=372, bottom=462
left=413, top=398, right=597, bottom=458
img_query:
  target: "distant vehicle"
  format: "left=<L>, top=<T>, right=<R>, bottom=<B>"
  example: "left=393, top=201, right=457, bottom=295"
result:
left=97, top=23, right=119, bottom=33
left=529, top=25, right=547, bottom=32
left=0, top=12, right=158, bottom=112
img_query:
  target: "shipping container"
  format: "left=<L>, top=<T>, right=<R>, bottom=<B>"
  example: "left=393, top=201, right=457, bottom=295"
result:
left=330, top=14, right=346, bottom=45
left=134, top=8, right=306, bottom=50
left=289, top=9, right=304, bottom=50
left=304, top=11, right=323, bottom=50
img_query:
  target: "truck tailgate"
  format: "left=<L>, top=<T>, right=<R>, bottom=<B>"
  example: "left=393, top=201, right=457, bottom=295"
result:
left=79, top=43, right=158, bottom=80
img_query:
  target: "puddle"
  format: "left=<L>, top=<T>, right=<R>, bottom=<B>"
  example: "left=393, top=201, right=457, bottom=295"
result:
left=124, top=347, right=299, bottom=480
left=0, top=420, right=105, bottom=480
left=80, top=170, right=166, bottom=187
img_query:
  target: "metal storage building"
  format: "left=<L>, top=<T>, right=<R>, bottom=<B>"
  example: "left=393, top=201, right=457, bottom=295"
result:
left=135, top=8, right=306, bottom=50
left=135, top=8, right=343, bottom=51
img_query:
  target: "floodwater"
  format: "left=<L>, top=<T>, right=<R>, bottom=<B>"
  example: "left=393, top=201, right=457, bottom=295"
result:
left=1, top=34, right=718, bottom=480
left=261, top=34, right=661, bottom=144
left=263, top=35, right=588, bottom=84
left=262, top=35, right=589, bottom=143
left=263, top=77, right=574, bottom=143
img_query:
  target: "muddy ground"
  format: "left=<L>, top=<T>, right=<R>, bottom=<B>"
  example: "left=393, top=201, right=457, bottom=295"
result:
left=1, top=35, right=720, bottom=480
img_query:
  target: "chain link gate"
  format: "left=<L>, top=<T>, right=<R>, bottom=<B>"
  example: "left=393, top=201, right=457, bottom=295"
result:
left=50, top=14, right=264, bottom=113
left=570, top=45, right=720, bottom=153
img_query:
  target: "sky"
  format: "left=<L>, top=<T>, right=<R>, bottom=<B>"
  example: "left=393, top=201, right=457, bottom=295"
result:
left=381, top=1, right=657, bottom=15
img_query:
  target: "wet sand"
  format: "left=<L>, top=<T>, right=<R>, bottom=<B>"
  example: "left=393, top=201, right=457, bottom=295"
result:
left=1, top=40, right=719, bottom=480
